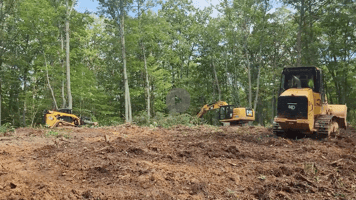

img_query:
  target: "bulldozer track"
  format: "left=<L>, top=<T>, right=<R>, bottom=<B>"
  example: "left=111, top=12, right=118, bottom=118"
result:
left=272, top=122, right=285, bottom=136
left=315, top=115, right=333, bottom=137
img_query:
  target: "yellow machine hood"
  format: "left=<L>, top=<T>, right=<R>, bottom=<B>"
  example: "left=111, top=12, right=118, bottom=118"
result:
left=280, top=88, right=313, bottom=98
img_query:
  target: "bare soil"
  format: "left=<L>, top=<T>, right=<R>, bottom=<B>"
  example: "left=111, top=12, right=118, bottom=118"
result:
left=0, top=124, right=355, bottom=200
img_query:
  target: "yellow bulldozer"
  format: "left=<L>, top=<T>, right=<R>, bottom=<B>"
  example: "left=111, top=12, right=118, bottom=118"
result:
left=273, top=67, right=347, bottom=138
left=43, top=109, right=98, bottom=128
left=197, top=101, right=255, bottom=126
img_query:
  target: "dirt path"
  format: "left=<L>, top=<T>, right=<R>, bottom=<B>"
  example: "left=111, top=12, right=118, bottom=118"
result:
left=0, top=125, right=355, bottom=199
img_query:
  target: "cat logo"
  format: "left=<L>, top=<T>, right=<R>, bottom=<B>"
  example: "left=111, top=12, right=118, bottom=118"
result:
left=246, top=109, right=253, bottom=117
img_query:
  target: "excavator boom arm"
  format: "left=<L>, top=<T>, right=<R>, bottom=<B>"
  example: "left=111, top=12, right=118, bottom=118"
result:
left=197, top=101, right=229, bottom=118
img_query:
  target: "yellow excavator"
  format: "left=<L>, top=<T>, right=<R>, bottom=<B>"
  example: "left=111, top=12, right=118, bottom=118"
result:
left=43, top=109, right=98, bottom=128
left=197, top=101, right=255, bottom=126
left=273, top=66, right=347, bottom=138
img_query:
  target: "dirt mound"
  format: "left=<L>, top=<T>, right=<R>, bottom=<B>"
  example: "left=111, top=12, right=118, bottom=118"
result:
left=0, top=125, right=355, bottom=199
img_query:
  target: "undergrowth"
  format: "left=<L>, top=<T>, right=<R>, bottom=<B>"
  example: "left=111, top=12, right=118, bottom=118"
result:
left=133, top=112, right=204, bottom=128
left=0, top=123, right=15, bottom=136
left=45, top=130, right=70, bottom=139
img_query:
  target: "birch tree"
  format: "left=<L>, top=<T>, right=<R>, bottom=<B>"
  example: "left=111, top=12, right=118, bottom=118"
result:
left=99, top=0, right=133, bottom=123
left=135, top=0, right=156, bottom=121
left=66, top=0, right=76, bottom=110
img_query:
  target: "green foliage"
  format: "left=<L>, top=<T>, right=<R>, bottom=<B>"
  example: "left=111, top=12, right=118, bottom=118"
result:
left=46, top=130, right=60, bottom=137
left=200, top=109, right=220, bottom=126
left=133, top=111, right=150, bottom=126
left=134, top=112, right=203, bottom=128
left=0, top=123, right=15, bottom=135
left=0, top=0, right=355, bottom=128
left=45, top=130, right=70, bottom=139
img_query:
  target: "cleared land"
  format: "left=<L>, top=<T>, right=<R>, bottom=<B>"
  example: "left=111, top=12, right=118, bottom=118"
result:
left=0, top=125, right=355, bottom=199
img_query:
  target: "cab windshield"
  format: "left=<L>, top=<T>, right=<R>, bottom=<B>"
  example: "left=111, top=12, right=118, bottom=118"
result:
left=280, top=67, right=321, bottom=93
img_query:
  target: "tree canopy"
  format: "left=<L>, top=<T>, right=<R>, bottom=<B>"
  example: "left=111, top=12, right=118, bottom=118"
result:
left=0, top=0, right=355, bottom=127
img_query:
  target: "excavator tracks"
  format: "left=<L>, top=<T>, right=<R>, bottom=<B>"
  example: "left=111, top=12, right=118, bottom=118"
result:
left=315, top=115, right=334, bottom=138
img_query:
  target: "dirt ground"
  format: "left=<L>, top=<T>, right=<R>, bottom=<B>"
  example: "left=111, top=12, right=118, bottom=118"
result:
left=0, top=124, right=355, bottom=200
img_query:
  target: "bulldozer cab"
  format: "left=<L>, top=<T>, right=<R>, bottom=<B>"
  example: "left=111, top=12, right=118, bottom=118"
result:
left=280, top=67, right=323, bottom=95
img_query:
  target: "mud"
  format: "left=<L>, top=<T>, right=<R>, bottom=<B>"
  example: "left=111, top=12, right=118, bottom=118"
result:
left=0, top=125, right=355, bottom=199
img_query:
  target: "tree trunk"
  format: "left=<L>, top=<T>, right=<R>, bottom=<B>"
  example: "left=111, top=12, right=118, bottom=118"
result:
left=324, top=78, right=333, bottom=104
left=297, top=0, right=305, bottom=67
left=142, top=44, right=151, bottom=120
left=233, top=66, right=240, bottom=106
left=308, top=0, right=314, bottom=65
left=30, top=79, right=37, bottom=127
left=151, top=84, right=155, bottom=116
left=137, top=2, right=149, bottom=121
left=253, top=66, right=261, bottom=111
left=0, top=77, right=1, bottom=126
left=9, top=86, right=13, bottom=125
left=0, top=60, right=2, bottom=126
left=22, top=70, right=27, bottom=126
left=128, top=91, right=132, bottom=121
left=66, top=0, right=72, bottom=110
left=120, top=2, right=132, bottom=123
left=271, top=95, right=275, bottom=124
left=254, top=0, right=267, bottom=112
left=331, top=57, right=342, bottom=103
left=17, top=96, right=20, bottom=126
left=342, top=65, right=347, bottom=104
left=212, top=61, right=221, bottom=101
left=61, top=32, right=66, bottom=108
left=244, top=35, right=252, bottom=108
left=44, top=53, right=58, bottom=110
left=258, top=105, right=264, bottom=126
left=341, top=72, right=348, bottom=104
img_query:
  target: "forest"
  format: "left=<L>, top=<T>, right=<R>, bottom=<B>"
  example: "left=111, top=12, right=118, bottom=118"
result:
left=0, top=0, right=355, bottom=128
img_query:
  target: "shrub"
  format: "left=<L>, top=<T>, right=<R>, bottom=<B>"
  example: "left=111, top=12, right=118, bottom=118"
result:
left=46, top=130, right=60, bottom=137
left=133, top=111, right=150, bottom=126
left=45, top=130, right=70, bottom=139
left=0, top=123, right=15, bottom=135
left=133, top=112, right=203, bottom=128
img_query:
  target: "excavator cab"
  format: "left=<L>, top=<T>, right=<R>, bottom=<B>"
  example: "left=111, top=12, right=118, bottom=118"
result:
left=219, top=105, right=234, bottom=120
left=197, top=101, right=255, bottom=126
